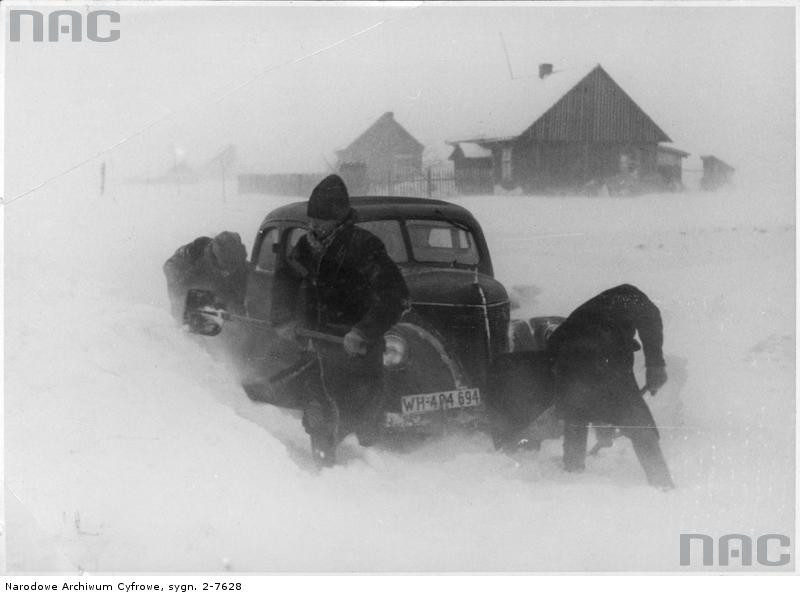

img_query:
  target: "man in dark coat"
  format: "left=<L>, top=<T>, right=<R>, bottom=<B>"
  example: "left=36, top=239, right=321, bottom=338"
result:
left=547, top=284, right=674, bottom=489
left=286, top=174, right=409, bottom=466
left=163, top=231, right=249, bottom=322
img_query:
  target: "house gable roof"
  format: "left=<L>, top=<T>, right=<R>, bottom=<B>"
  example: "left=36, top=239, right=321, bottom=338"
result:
left=450, top=64, right=598, bottom=142
left=338, top=111, right=424, bottom=159
left=451, top=64, right=671, bottom=145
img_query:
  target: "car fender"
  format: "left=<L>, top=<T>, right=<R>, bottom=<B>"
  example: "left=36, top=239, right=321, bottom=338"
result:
left=383, top=316, right=469, bottom=393
left=381, top=315, right=487, bottom=431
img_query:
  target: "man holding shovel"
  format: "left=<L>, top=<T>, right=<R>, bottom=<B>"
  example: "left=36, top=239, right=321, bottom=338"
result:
left=284, top=174, right=409, bottom=467
left=547, top=284, right=674, bottom=489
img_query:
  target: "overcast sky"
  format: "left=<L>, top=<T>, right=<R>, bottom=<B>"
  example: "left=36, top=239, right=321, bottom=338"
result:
left=5, top=2, right=795, bottom=199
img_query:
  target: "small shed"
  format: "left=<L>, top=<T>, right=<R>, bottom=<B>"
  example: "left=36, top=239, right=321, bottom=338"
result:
left=656, top=145, right=690, bottom=188
left=336, top=112, right=424, bottom=183
left=448, top=142, right=494, bottom=194
left=700, top=155, right=735, bottom=190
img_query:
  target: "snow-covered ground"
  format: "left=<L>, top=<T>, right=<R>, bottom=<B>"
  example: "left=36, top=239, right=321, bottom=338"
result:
left=4, top=172, right=795, bottom=572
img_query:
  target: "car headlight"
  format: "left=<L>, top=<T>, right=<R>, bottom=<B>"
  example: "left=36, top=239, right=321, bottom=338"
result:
left=383, top=334, right=409, bottom=369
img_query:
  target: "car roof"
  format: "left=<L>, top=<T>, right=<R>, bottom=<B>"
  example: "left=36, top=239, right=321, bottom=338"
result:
left=258, top=195, right=494, bottom=276
left=261, top=196, right=481, bottom=228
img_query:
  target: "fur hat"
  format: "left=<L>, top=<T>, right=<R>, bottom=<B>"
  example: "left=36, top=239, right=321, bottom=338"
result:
left=210, top=231, right=247, bottom=271
left=307, top=174, right=350, bottom=220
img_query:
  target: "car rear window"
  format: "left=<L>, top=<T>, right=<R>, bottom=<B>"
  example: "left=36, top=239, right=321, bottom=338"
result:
left=406, top=219, right=479, bottom=266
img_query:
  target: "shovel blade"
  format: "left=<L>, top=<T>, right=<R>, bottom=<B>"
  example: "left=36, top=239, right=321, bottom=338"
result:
left=183, top=289, right=228, bottom=336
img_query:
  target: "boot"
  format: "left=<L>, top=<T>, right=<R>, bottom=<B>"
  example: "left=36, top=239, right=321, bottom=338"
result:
left=303, top=401, right=337, bottom=468
left=310, top=431, right=336, bottom=468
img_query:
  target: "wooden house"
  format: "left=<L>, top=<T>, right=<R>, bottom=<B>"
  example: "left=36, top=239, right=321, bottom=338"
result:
left=336, top=112, right=425, bottom=184
left=449, top=64, right=677, bottom=193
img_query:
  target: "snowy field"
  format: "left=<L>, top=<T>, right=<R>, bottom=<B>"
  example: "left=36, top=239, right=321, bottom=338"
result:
left=4, top=172, right=795, bottom=572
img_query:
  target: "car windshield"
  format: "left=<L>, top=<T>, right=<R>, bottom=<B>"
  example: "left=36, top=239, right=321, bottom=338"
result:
left=405, top=219, right=479, bottom=266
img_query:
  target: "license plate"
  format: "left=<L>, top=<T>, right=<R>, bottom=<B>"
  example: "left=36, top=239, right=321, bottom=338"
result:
left=400, top=388, right=482, bottom=415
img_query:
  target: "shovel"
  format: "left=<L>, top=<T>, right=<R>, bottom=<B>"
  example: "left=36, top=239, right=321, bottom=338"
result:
left=192, top=307, right=345, bottom=345
left=183, top=288, right=344, bottom=344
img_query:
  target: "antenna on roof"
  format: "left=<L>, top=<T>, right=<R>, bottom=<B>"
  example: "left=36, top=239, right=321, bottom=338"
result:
left=500, top=33, right=560, bottom=81
left=499, top=32, right=517, bottom=80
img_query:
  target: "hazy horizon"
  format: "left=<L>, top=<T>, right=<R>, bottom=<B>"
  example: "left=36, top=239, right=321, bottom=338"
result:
left=5, top=3, right=795, bottom=200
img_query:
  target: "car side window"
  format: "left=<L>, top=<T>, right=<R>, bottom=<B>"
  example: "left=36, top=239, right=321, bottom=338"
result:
left=256, top=228, right=280, bottom=272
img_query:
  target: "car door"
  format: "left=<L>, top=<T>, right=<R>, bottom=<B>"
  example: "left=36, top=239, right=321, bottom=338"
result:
left=241, top=224, right=309, bottom=407
left=242, top=226, right=294, bottom=384
left=245, top=226, right=280, bottom=321
left=270, top=226, right=307, bottom=326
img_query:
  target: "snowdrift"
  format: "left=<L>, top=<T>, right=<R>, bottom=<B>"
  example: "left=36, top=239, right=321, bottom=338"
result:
left=4, top=171, right=794, bottom=572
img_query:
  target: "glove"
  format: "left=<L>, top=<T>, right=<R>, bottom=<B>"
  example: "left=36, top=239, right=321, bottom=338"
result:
left=343, top=328, right=368, bottom=356
left=645, top=365, right=668, bottom=395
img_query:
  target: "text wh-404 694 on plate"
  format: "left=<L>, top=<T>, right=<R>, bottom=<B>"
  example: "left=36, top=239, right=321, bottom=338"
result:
left=401, top=388, right=482, bottom=415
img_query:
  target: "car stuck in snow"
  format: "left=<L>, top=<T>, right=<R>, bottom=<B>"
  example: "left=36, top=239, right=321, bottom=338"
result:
left=185, top=196, right=563, bottom=444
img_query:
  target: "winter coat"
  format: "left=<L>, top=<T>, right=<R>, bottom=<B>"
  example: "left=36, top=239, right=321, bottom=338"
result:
left=548, top=285, right=673, bottom=487
left=548, top=284, right=665, bottom=372
left=287, top=211, right=409, bottom=343
left=163, top=236, right=248, bottom=320
left=546, top=284, right=665, bottom=421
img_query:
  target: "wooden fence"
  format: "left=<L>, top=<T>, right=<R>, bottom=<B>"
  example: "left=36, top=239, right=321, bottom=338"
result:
left=239, top=166, right=493, bottom=198
left=364, top=166, right=493, bottom=198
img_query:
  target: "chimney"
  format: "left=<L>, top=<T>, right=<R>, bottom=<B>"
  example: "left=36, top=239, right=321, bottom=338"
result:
left=539, top=63, right=554, bottom=79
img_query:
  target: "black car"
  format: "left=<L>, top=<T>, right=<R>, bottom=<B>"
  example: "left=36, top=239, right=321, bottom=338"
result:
left=189, top=196, right=562, bottom=440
